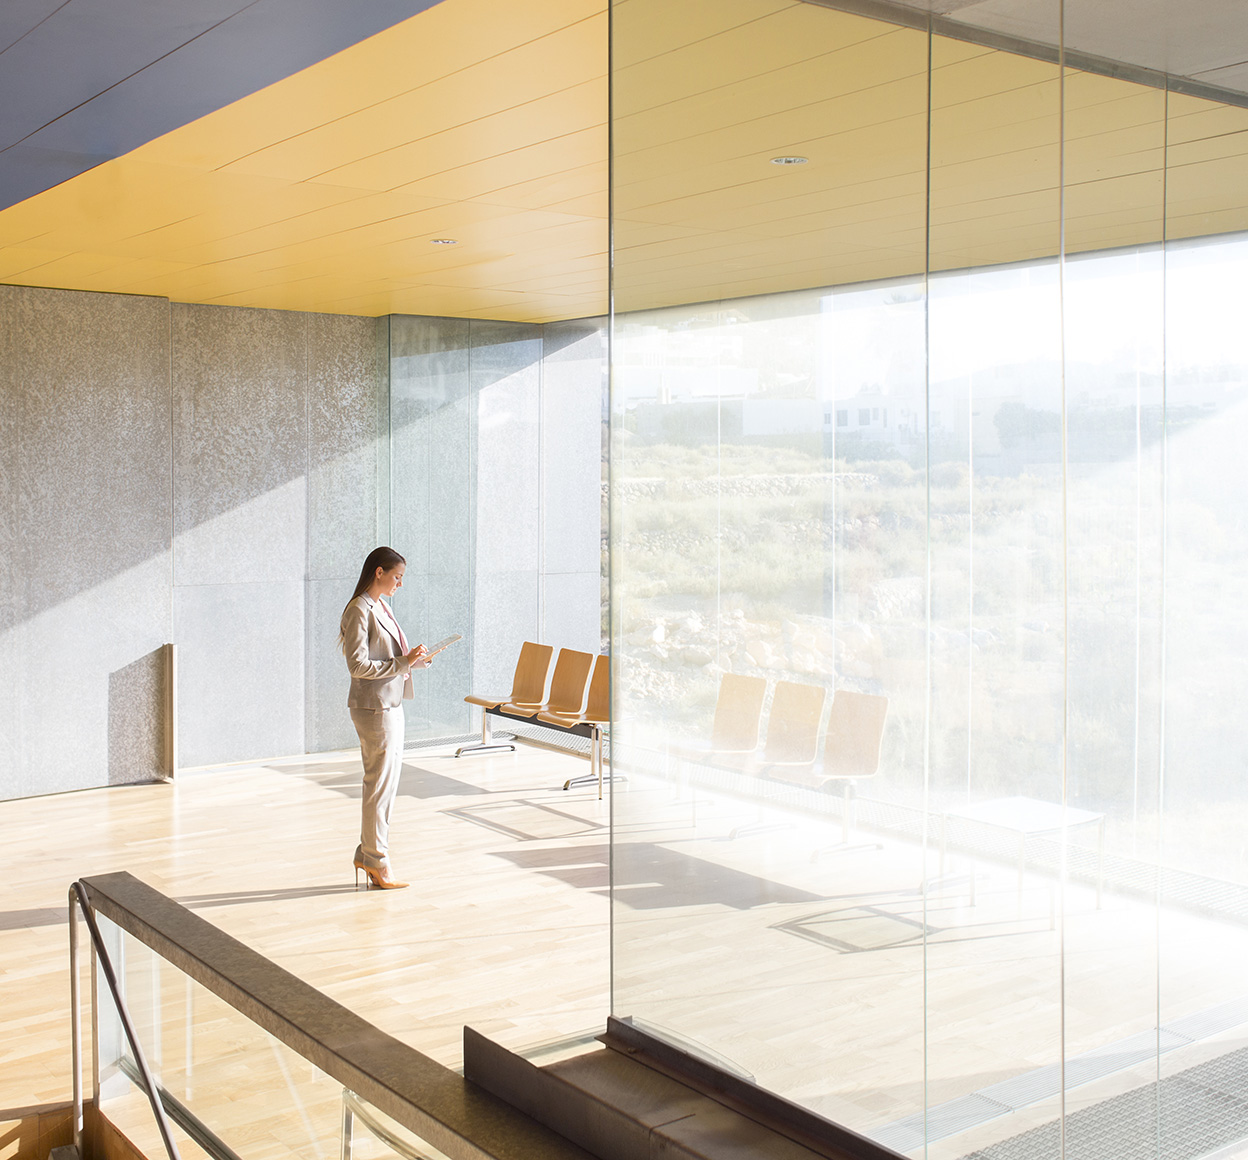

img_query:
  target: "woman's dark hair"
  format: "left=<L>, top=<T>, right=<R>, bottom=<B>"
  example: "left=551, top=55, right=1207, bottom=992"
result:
left=347, top=546, right=406, bottom=608
left=339, top=547, right=406, bottom=651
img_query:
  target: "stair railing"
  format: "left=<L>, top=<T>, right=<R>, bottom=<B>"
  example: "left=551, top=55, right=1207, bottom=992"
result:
left=69, top=879, right=182, bottom=1160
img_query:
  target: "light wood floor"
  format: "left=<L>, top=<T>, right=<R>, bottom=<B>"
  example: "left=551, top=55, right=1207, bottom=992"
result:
left=6, top=741, right=1248, bottom=1160
left=0, top=743, right=610, bottom=1117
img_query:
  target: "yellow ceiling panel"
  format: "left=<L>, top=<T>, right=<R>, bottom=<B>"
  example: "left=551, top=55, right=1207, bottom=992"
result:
left=1067, top=171, right=1165, bottom=221
left=615, top=27, right=925, bottom=155
left=1166, top=131, right=1248, bottom=169
left=618, top=181, right=897, bottom=237
left=621, top=243, right=923, bottom=300
left=0, top=248, right=85, bottom=280
left=618, top=217, right=920, bottom=270
left=158, top=197, right=520, bottom=269
left=932, top=95, right=1060, bottom=156
left=616, top=72, right=929, bottom=186
left=619, top=163, right=924, bottom=235
left=502, top=164, right=608, bottom=213
left=315, top=85, right=604, bottom=193
left=140, top=0, right=604, bottom=172
left=0, top=163, right=373, bottom=253
left=1167, top=154, right=1248, bottom=236
left=932, top=54, right=1057, bottom=110
left=226, top=19, right=605, bottom=185
left=1, top=251, right=110, bottom=285
left=619, top=122, right=927, bottom=223
left=543, top=192, right=609, bottom=219
left=3, top=0, right=1248, bottom=321
left=611, top=0, right=796, bottom=69
left=388, top=127, right=606, bottom=204
left=1065, top=136, right=1164, bottom=186
left=96, top=258, right=199, bottom=286
left=1164, top=95, right=1248, bottom=144
left=0, top=0, right=608, bottom=320
left=618, top=6, right=890, bottom=116
left=111, top=199, right=444, bottom=265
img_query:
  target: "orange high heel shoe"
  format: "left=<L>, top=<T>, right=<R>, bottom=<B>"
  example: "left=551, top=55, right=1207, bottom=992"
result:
left=354, top=855, right=408, bottom=890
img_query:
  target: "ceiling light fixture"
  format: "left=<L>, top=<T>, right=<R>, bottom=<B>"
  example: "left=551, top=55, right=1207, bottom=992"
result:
left=430, top=238, right=458, bottom=245
left=770, top=155, right=809, bottom=166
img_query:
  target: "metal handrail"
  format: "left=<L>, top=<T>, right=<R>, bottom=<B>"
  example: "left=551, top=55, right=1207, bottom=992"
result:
left=70, top=880, right=183, bottom=1160
left=72, top=871, right=593, bottom=1160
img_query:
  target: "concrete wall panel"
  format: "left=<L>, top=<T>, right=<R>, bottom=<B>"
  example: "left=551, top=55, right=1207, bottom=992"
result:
left=172, top=304, right=307, bottom=586
left=171, top=303, right=308, bottom=769
left=421, top=568, right=474, bottom=735
left=542, top=571, right=603, bottom=657
left=473, top=569, right=541, bottom=698
left=308, top=313, right=386, bottom=581
left=473, top=320, right=541, bottom=575
left=0, top=289, right=19, bottom=798
left=391, top=314, right=471, bottom=579
left=175, top=581, right=304, bottom=766
left=1, top=291, right=606, bottom=797
left=3, top=286, right=171, bottom=796
left=305, top=577, right=358, bottom=754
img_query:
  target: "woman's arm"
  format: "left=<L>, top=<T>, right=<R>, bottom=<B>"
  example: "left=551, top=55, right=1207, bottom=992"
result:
left=340, top=600, right=411, bottom=681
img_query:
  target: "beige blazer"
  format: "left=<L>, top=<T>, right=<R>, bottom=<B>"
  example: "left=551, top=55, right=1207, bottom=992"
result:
left=341, top=594, right=413, bottom=710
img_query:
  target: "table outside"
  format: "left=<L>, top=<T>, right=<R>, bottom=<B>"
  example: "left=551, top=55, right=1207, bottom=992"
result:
left=939, top=795, right=1105, bottom=920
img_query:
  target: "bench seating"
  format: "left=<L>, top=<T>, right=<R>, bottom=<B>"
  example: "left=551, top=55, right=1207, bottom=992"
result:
left=457, top=644, right=615, bottom=796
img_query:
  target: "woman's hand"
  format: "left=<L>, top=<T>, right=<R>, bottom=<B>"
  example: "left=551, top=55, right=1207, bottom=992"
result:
left=407, top=644, right=433, bottom=670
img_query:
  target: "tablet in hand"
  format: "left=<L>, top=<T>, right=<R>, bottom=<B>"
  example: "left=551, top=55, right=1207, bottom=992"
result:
left=424, top=633, right=463, bottom=657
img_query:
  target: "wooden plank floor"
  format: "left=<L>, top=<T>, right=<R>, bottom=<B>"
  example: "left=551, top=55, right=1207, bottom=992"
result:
left=6, top=741, right=1248, bottom=1160
left=0, top=742, right=610, bottom=1120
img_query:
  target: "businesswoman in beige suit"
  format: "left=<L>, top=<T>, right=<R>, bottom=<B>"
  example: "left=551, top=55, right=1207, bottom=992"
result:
left=339, top=546, right=432, bottom=889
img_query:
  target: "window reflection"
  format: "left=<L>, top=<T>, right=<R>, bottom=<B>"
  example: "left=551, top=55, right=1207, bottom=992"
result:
left=609, top=0, right=1248, bottom=1154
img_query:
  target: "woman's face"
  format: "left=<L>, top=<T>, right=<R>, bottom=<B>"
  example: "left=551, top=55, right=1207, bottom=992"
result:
left=377, top=564, right=405, bottom=597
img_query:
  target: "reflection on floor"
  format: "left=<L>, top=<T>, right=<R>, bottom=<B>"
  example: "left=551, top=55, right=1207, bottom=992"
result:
left=608, top=760, right=1248, bottom=1160
left=4, top=740, right=1248, bottom=1160
left=964, top=1046, right=1248, bottom=1160
left=494, top=842, right=825, bottom=909
left=876, top=996, right=1248, bottom=1153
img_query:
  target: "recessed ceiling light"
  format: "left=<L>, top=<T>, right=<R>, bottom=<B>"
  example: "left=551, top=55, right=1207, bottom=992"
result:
left=430, top=238, right=458, bottom=245
left=770, top=155, right=809, bottom=166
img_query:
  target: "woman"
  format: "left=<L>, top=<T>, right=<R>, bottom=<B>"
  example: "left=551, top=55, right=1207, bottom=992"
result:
left=339, top=546, right=432, bottom=889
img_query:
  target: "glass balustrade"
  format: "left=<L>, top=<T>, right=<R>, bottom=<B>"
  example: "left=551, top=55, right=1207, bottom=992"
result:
left=91, top=914, right=455, bottom=1160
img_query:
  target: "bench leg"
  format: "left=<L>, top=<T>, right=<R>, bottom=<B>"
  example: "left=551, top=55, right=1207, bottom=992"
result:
left=810, top=781, right=883, bottom=859
left=561, top=728, right=625, bottom=793
left=454, top=709, right=517, bottom=757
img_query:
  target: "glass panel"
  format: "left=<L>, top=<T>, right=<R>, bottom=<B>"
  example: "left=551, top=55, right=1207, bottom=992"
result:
left=922, top=35, right=1067, bottom=1158
left=1056, top=35, right=1168, bottom=1158
left=610, top=2, right=1248, bottom=1157
left=344, top=1094, right=455, bottom=1160
left=95, top=917, right=353, bottom=1160
left=1160, top=79, right=1248, bottom=1158
left=387, top=314, right=606, bottom=742
left=388, top=317, right=549, bottom=742
left=610, top=0, right=930, bottom=1139
left=92, top=921, right=595, bottom=1160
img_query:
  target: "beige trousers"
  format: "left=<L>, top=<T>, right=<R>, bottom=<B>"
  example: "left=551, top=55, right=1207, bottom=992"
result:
left=350, top=706, right=405, bottom=866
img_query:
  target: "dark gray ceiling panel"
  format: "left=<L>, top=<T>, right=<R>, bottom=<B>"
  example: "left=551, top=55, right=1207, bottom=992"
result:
left=0, top=0, right=249, bottom=146
left=0, top=0, right=446, bottom=213
left=0, top=0, right=72, bottom=54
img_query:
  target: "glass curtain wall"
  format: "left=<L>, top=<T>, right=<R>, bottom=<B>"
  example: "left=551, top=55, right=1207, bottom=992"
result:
left=387, top=315, right=606, bottom=742
left=608, top=0, right=1248, bottom=1156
